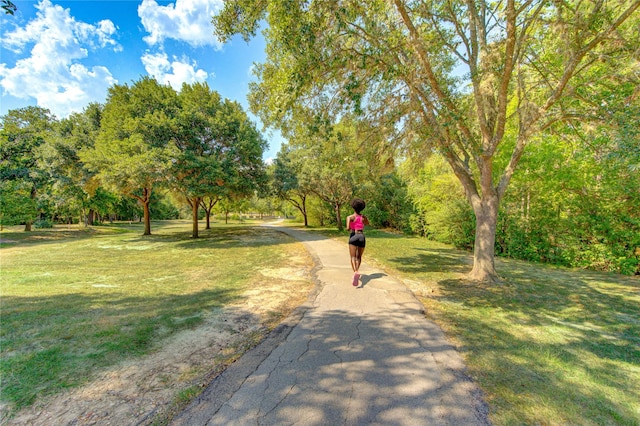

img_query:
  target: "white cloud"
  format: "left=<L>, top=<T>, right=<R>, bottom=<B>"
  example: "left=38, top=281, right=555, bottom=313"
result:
left=141, top=52, right=209, bottom=90
left=0, top=0, right=120, bottom=117
left=138, top=0, right=224, bottom=48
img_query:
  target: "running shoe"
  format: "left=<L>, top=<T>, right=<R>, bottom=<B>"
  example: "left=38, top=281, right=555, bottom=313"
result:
left=352, top=273, right=360, bottom=286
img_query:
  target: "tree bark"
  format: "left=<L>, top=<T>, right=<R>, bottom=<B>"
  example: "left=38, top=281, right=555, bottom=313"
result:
left=24, top=185, right=36, bottom=231
left=468, top=194, right=500, bottom=282
left=200, top=197, right=220, bottom=230
left=334, top=202, right=343, bottom=231
left=190, top=196, right=202, bottom=238
left=142, top=200, right=151, bottom=235
left=287, top=194, right=308, bottom=226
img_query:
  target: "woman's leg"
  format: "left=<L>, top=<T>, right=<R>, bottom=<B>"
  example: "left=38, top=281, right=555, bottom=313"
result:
left=349, top=244, right=358, bottom=272
left=354, top=246, right=365, bottom=272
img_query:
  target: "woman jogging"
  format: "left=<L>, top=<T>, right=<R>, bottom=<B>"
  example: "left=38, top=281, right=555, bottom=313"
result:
left=346, top=198, right=369, bottom=286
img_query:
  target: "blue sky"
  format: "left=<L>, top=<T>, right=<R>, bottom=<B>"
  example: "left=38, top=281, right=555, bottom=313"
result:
left=0, top=0, right=283, bottom=160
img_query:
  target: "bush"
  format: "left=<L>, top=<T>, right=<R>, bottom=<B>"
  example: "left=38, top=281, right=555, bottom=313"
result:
left=33, top=219, right=54, bottom=229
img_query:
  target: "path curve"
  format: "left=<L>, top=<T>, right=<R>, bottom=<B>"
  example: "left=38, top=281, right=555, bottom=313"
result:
left=171, top=225, right=490, bottom=425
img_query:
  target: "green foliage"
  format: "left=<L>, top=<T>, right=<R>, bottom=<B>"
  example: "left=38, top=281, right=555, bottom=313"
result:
left=172, top=83, right=266, bottom=200
left=0, top=180, right=37, bottom=227
left=33, top=219, right=54, bottom=229
left=364, top=172, right=414, bottom=233
left=171, top=82, right=266, bottom=237
left=0, top=107, right=58, bottom=228
left=402, top=156, right=475, bottom=249
left=1, top=0, right=16, bottom=15
left=80, top=77, right=181, bottom=234
left=215, top=0, right=640, bottom=281
left=150, top=192, right=180, bottom=220
left=496, top=114, right=640, bottom=275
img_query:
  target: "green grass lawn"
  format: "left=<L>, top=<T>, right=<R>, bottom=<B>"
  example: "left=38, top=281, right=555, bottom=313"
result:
left=311, top=227, right=640, bottom=425
left=2, top=222, right=638, bottom=424
left=0, top=220, right=305, bottom=415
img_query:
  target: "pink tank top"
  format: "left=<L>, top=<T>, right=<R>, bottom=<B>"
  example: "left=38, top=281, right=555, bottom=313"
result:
left=350, top=215, right=364, bottom=231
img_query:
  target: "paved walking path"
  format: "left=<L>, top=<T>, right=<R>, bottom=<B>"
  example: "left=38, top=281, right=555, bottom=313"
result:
left=171, top=225, right=490, bottom=425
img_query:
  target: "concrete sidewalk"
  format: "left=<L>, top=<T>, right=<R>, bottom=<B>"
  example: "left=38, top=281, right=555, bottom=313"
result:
left=171, top=225, right=490, bottom=425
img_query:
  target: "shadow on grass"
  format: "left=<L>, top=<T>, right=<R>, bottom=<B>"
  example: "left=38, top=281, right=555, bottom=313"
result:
left=0, top=227, right=104, bottom=248
left=358, top=231, right=639, bottom=423
left=425, top=258, right=639, bottom=423
left=0, top=222, right=309, bottom=251
left=389, top=247, right=472, bottom=274
left=0, top=286, right=248, bottom=412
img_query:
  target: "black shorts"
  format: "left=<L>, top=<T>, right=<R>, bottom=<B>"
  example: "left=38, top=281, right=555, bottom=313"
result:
left=349, top=231, right=366, bottom=248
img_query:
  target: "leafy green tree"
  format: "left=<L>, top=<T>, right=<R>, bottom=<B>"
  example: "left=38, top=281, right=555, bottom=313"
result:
left=213, top=99, right=268, bottom=200
left=298, top=121, right=369, bottom=230
left=214, top=0, right=640, bottom=282
left=271, top=145, right=312, bottom=226
left=364, top=172, right=414, bottom=233
left=172, top=83, right=267, bottom=238
left=200, top=195, right=221, bottom=229
left=81, top=77, right=178, bottom=235
left=40, top=103, right=114, bottom=225
left=0, top=180, right=35, bottom=229
left=0, top=107, right=56, bottom=230
left=402, top=156, right=475, bottom=249
left=172, top=83, right=225, bottom=238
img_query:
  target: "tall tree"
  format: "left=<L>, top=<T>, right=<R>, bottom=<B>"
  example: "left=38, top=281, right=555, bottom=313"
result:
left=172, top=83, right=224, bottom=238
left=0, top=107, right=56, bottom=231
left=214, top=0, right=640, bottom=282
left=81, top=77, right=178, bottom=235
left=172, top=83, right=266, bottom=238
left=295, top=119, right=369, bottom=230
left=212, top=99, right=268, bottom=212
left=271, top=145, right=312, bottom=226
left=43, top=103, right=110, bottom=225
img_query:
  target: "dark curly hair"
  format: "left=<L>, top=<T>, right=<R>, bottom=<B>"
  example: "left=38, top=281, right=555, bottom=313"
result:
left=350, top=198, right=366, bottom=214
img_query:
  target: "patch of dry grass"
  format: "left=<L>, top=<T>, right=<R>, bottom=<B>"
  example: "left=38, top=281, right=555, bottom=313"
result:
left=0, top=220, right=314, bottom=421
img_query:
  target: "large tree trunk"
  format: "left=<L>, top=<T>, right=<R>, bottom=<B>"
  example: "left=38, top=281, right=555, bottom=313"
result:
left=142, top=200, right=151, bottom=236
left=334, top=202, right=343, bottom=231
left=288, top=195, right=308, bottom=227
left=190, top=196, right=202, bottom=238
left=468, top=194, right=500, bottom=282
left=24, top=185, right=36, bottom=232
left=138, top=187, right=152, bottom=236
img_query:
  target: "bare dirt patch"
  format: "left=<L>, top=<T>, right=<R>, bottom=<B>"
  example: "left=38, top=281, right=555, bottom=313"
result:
left=5, top=253, right=315, bottom=426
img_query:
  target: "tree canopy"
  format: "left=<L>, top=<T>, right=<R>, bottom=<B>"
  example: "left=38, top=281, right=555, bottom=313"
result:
left=214, top=0, right=640, bottom=282
left=172, top=82, right=267, bottom=237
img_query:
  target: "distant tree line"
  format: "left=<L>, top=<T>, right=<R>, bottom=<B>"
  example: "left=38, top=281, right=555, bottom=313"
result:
left=1, top=77, right=267, bottom=238
left=2, top=0, right=639, bottom=279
